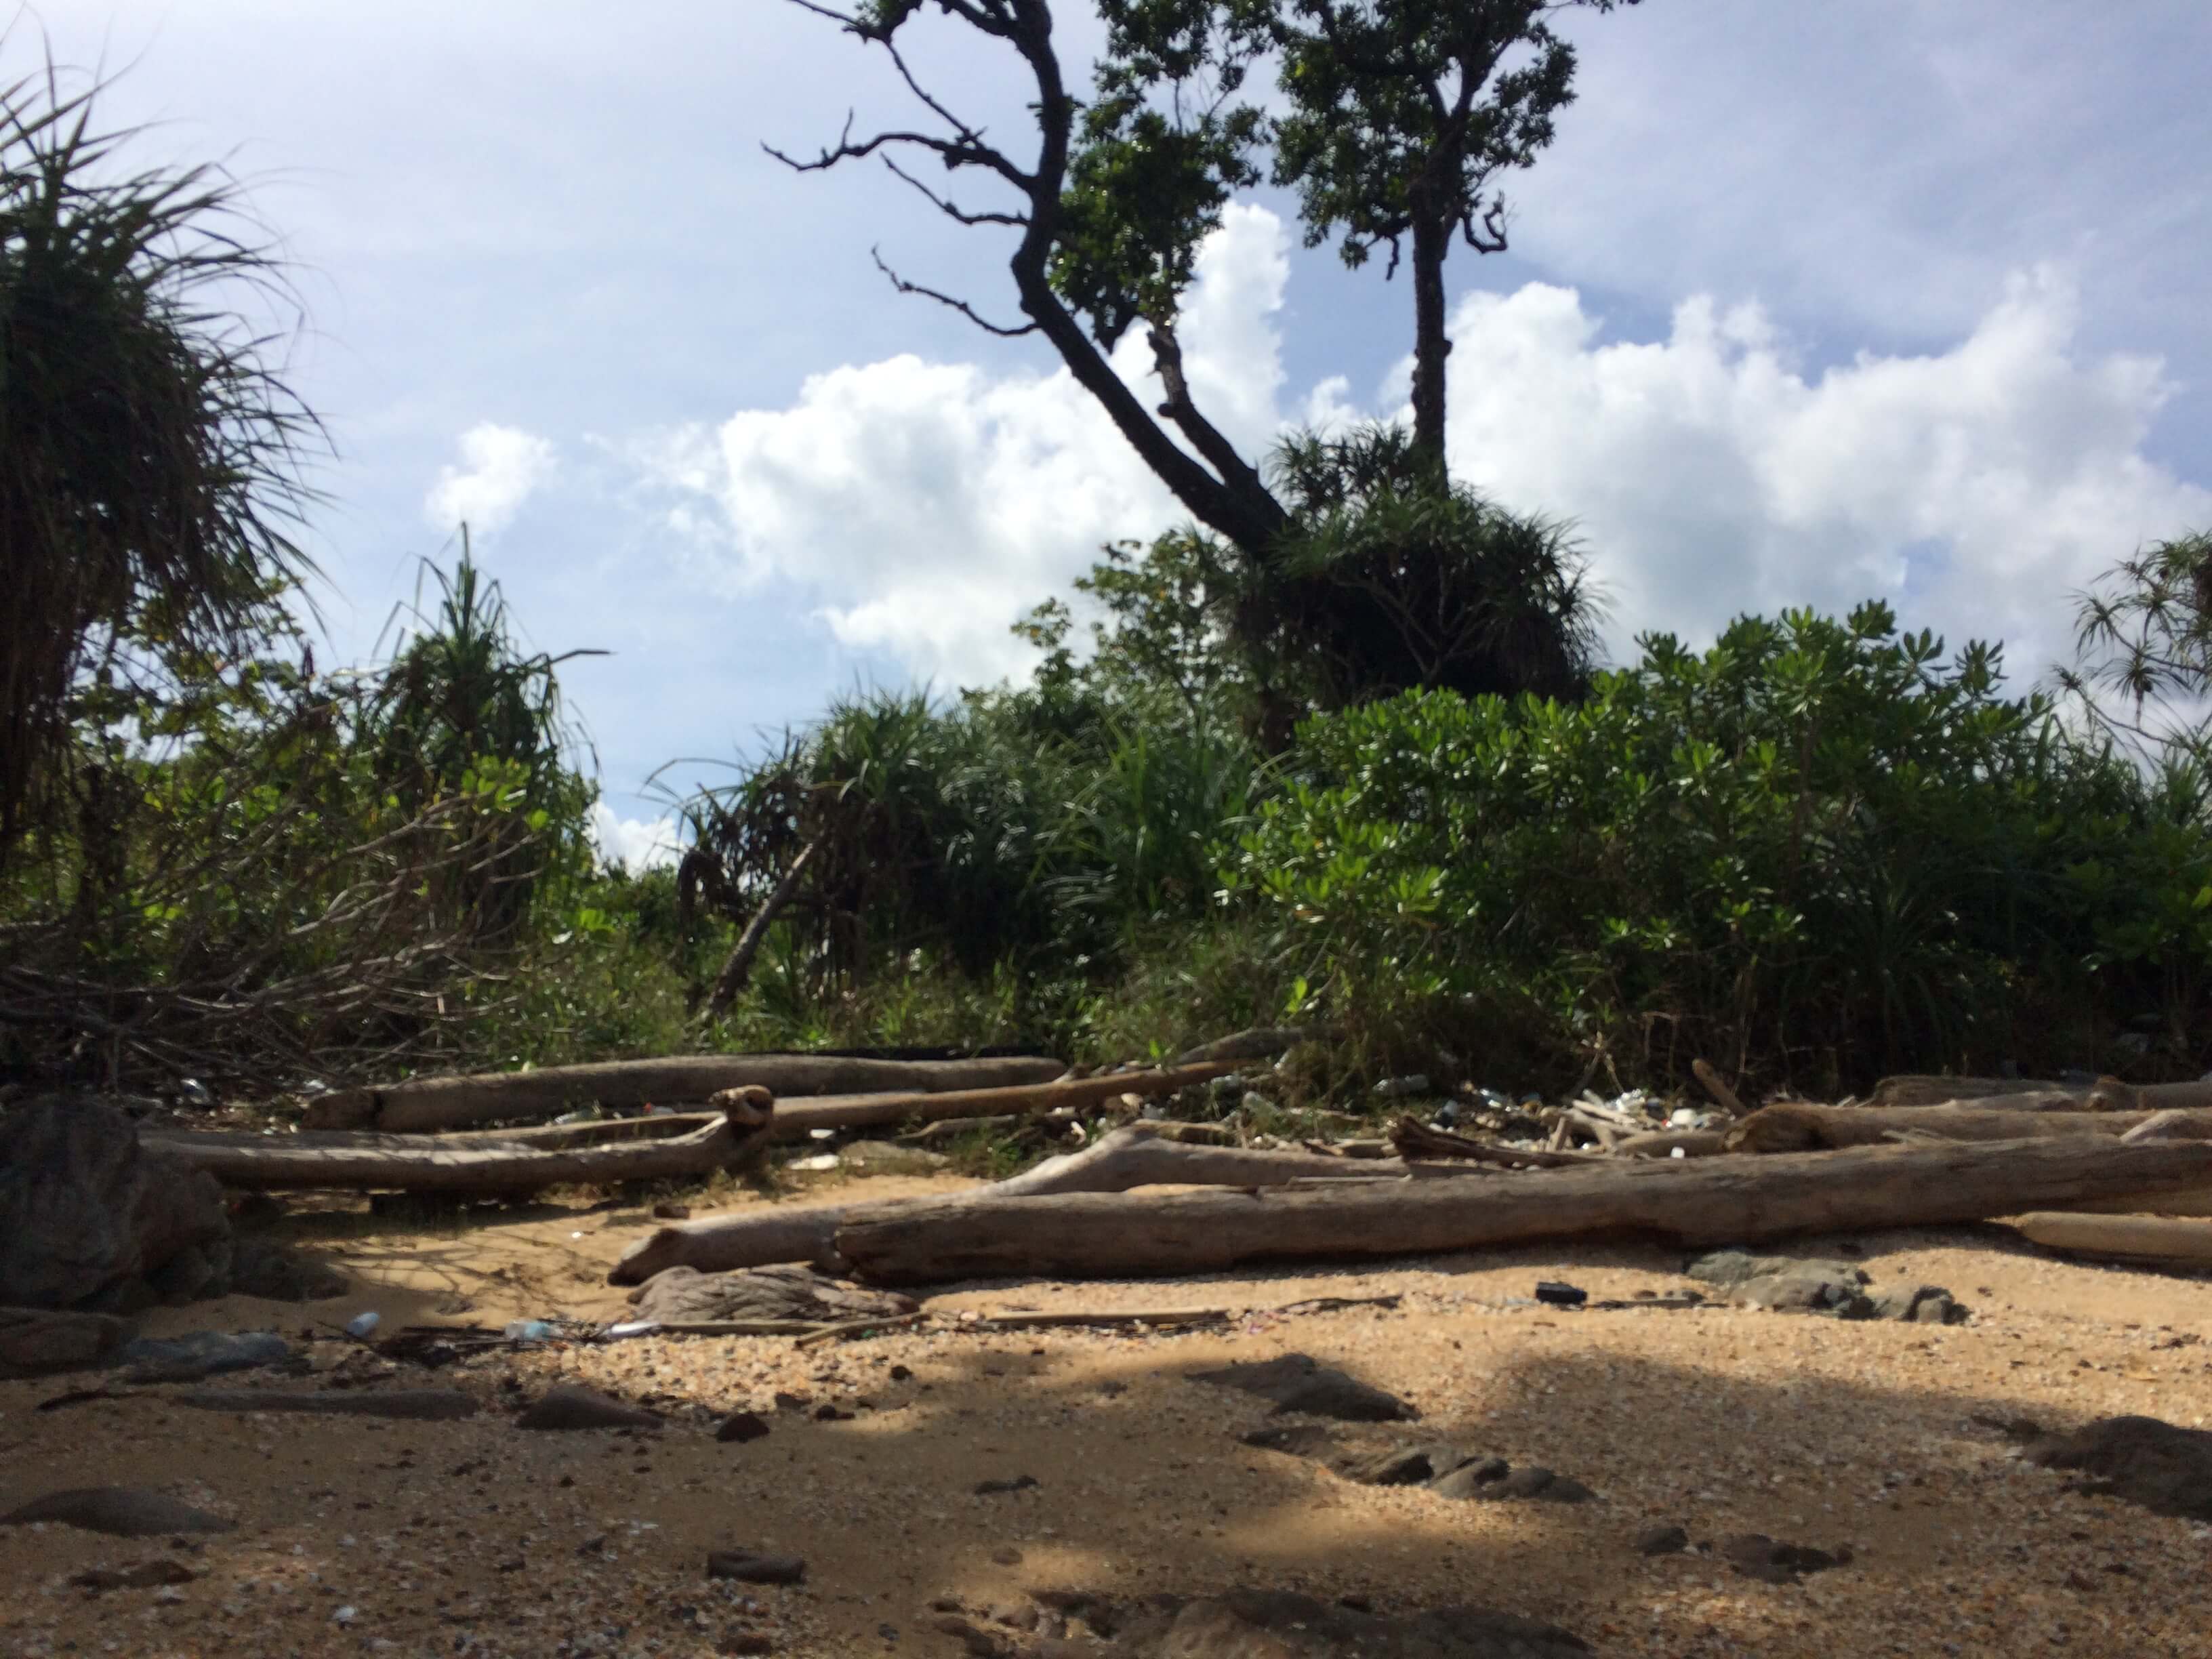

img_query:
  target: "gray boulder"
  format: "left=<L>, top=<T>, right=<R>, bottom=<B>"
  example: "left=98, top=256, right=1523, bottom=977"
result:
left=0, top=1097, right=230, bottom=1311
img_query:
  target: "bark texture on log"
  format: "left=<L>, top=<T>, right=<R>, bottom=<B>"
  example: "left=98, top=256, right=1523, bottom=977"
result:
left=761, top=1063, right=1234, bottom=1140
left=1866, top=1074, right=2212, bottom=1112
left=152, top=1094, right=773, bottom=1192
left=607, top=1124, right=1397, bottom=1283
left=1725, top=1101, right=2212, bottom=1153
left=829, top=1136, right=2212, bottom=1286
left=304, top=1053, right=1065, bottom=1132
left=2012, top=1211, right=2212, bottom=1265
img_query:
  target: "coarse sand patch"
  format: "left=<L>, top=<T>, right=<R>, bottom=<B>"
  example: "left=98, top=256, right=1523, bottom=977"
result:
left=5, top=1175, right=2212, bottom=1658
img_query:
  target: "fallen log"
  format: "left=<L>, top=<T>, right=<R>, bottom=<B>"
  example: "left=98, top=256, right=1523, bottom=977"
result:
left=827, top=1135, right=2212, bottom=1286
left=759, top=1063, right=1235, bottom=1140
left=1725, top=1101, right=2212, bottom=1153
left=2011, top=1211, right=2212, bottom=1267
left=304, top=1052, right=1067, bottom=1132
left=1867, top=1074, right=2212, bottom=1112
left=1612, top=1128, right=1730, bottom=1159
left=151, top=1093, right=773, bottom=1193
left=608, top=1124, right=1402, bottom=1283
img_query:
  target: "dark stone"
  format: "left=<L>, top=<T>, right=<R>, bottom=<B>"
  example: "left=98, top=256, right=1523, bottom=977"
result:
left=705, top=1550, right=806, bottom=1584
left=1634, top=1525, right=1689, bottom=1556
left=973, top=1475, right=1040, bottom=1496
left=628, top=1263, right=916, bottom=1326
left=515, top=1385, right=662, bottom=1431
left=1871, top=1285, right=1970, bottom=1324
left=173, top=1387, right=478, bottom=1420
left=1332, top=1446, right=1442, bottom=1486
left=2025, top=1415, right=2212, bottom=1520
left=1427, top=1458, right=1513, bottom=1500
left=1187, top=1353, right=1416, bottom=1422
left=653, top=1202, right=692, bottom=1221
left=1719, top=1533, right=1845, bottom=1583
left=114, top=1330, right=289, bottom=1384
left=0, top=1098, right=230, bottom=1311
left=1, top=1488, right=234, bottom=1538
left=70, top=1559, right=197, bottom=1591
left=0, top=1306, right=135, bottom=1379
left=716, top=1410, right=771, bottom=1443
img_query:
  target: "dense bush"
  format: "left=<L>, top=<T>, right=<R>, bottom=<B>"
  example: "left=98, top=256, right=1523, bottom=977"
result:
left=1231, top=602, right=2212, bottom=1094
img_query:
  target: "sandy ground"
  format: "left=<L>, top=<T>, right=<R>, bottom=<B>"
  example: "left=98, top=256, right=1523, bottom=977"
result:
left=6, top=1166, right=2212, bottom=1659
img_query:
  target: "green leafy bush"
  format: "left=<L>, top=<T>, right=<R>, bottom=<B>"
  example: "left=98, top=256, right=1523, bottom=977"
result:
left=1231, top=601, right=2212, bottom=1092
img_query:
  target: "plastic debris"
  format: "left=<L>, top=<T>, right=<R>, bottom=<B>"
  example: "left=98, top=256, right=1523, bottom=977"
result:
left=1374, top=1074, right=1432, bottom=1099
left=787, top=1152, right=841, bottom=1172
left=601, top=1319, right=661, bottom=1340
left=504, top=1319, right=556, bottom=1343
left=344, top=1311, right=381, bottom=1339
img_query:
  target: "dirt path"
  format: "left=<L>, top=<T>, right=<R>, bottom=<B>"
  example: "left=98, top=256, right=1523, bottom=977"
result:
left=5, top=1174, right=2212, bottom=1658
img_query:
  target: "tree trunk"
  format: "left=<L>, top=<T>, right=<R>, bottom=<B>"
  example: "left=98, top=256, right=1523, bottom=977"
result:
left=701, top=841, right=818, bottom=1017
left=148, top=1095, right=773, bottom=1193
left=1408, top=200, right=1452, bottom=477
left=829, top=1135, right=2212, bottom=1286
left=302, top=1053, right=1067, bottom=1132
left=607, top=1124, right=1408, bottom=1283
left=1725, top=1101, right=2212, bottom=1153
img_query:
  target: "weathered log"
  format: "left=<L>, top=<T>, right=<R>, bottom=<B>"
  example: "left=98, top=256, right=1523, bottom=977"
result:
left=1867, top=1074, right=2212, bottom=1112
left=607, top=1123, right=1399, bottom=1284
left=303, top=1053, right=1067, bottom=1132
left=2011, top=1211, right=2212, bottom=1266
left=828, top=1135, right=2212, bottom=1286
left=760, top=1063, right=1234, bottom=1140
left=1612, top=1128, right=1730, bottom=1159
left=1725, top=1101, right=2212, bottom=1153
left=151, top=1094, right=773, bottom=1192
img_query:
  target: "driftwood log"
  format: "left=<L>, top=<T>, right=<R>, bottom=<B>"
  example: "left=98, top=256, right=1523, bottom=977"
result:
left=827, top=1135, right=2212, bottom=1286
left=1867, top=1074, right=2212, bottom=1111
left=757, top=1063, right=1235, bottom=1139
left=150, top=1091, right=774, bottom=1193
left=1725, top=1101, right=2212, bottom=1153
left=608, top=1125, right=1409, bottom=1283
left=2010, top=1211, right=2212, bottom=1266
left=1387, top=1115, right=1599, bottom=1168
left=303, top=1052, right=1067, bottom=1132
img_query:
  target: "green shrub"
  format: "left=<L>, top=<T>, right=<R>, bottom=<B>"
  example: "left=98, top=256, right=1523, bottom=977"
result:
left=1231, top=601, right=2212, bottom=1093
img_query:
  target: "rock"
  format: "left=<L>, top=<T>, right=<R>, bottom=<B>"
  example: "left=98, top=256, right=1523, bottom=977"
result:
left=718, top=1633, right=775, bottom=1656
left=991, top=1547, right=1023, bottom=1566
left=1332, top=1445, right=1445, bottom=1486
left=1187, top=1353, right=1417, bottom=1422
left=1425, top=1457, right=1513, bottom=1500
left=716, top=1410, right=771, bottom=1443
left=652, top=1202, right=692, bottom=1221
left=173, top=1387, right=478, bottom=1420
left=705, top=1550, right=807, bottom=1584
left=0, top=1306, right=135, bottom=1378
left=226, top=1240, right=348, bottom=1302
left=974, top=1474, right=1040, bottom=1495
left=1040, top=1589, right=1586, bottom=1658
left=2024, top=1415, right=2212, bottom=1520
left=114, top=1330, right=290, bottom=1384
left=627, top=1263, right=918, bottom=1326
left=70, top=1558, right=198, bottom=1591
left=515, top=1385, right=662, bottom=1431
left=1870, top=1285, right=1970, bottom=1324
left=1, top=1488, right=234, bottom=1538
left=1634, top=1525, right=1688, bottom=1556
left=1719, top=1534, right=1846, bottom=1584
left=0, top=1097, right=230, bottom=1311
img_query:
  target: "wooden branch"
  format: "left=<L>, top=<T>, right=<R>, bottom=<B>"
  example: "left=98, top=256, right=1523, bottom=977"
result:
left=792, top=1311, right=926, bottom=1349
left=2011, top=1211, right=2212, bottom=1267
left=828, top=1136, right=2212, bottom=1286
left=1692, top=1059, right=1748, bottom=1118
left=703, top=841, right=819, bottom=1017
left=149, top=1092, right=775, bottom=1193
left=763, top=1062, right=1235, bottom=1140
left=1389, top=1115, right=1601, bottom=1168
left=1725, top=1101, right=2212, bottom=1155
left=303, top=1052, right=1067, bottom=1132
left=956, top=1293, right=1402, bottom=1333
left=609, top=1121, right=1392, bottom=1284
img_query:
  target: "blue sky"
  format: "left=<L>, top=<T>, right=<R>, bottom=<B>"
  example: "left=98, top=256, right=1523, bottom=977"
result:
left=26, top=2, right=2212, bottom=864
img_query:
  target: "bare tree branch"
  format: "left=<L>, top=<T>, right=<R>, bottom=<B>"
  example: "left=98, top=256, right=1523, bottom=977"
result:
left=872, top=246, right=1038, bottom=336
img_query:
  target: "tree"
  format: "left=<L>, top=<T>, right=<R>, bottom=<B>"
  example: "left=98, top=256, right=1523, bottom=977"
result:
left=0, top=56, right=319, bottom=873
left=776, top=0, right=1631, bottom=540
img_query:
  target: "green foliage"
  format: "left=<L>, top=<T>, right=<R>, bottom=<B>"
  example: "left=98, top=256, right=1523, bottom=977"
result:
left=0, top=56, right=319, bottom=872
left=1232, top=602, right=2212, bottom=1091
left=2060, top=529, right=2212, bottom=770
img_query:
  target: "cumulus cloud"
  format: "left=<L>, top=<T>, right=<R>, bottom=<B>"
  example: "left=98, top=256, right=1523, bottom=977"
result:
left=426, top=423, right=558, bottom=537
left=589, top=802, right=681, bottom=873
left=639, top=206, right=2208, bottom=692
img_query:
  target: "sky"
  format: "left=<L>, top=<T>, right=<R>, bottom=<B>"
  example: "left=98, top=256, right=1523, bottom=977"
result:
left=22, top=2, right=2212, bottom=867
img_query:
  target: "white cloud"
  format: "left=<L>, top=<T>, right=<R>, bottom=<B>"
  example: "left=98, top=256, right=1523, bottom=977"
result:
left=590, top=802, right=681, bottom=873
left=426, top=423, right=558, bottom=537
left=1432, top=267, right=2212, bottom=679
left=638, top=206, right=2208, bottom=693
